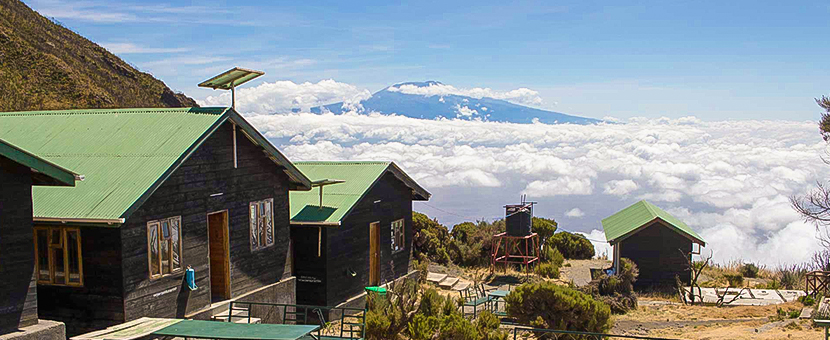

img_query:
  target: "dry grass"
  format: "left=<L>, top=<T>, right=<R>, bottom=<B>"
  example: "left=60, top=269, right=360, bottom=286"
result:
left=646, top=319, right=820, bottom=340
left=624, top=300, right=804, bottom=322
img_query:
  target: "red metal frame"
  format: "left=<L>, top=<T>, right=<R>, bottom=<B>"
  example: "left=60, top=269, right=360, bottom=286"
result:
left=490, top=232, right=540, bottom=273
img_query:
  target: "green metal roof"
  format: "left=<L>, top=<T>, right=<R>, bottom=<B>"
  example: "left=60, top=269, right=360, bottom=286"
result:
left=289, top=161, right=430, bottom=224
left=0, top=138, right=80, bottom=186
left=601, top=200, right=705, bottom=245
left=0, top=107, right=310, bottom=223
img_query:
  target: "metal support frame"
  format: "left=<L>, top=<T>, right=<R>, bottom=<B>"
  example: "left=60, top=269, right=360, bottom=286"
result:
left=490, top=232, right=540, bottom=274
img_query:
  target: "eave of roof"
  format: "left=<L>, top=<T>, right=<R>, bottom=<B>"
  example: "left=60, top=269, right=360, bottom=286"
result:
left=0, top=138, right=81, bottom=186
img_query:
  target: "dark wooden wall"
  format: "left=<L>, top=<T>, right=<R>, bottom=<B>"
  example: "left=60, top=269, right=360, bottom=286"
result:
left=292, top=226, right=328, bottom=306
left=618, top=221, right=692, bottom=290
left=324, top=172, right=413, bottom=306
left=0, top=157, right=38, bottom=334
left=37, top=226, right=124, bottom=336
left=121, top=121, right=293, bottom=322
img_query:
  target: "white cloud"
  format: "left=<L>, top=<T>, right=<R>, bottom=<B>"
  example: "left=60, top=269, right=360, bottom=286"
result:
left=387, top=83, right=544, bottom=107
left=455, top=105, right=478, bottom=117
left=603, top=179, right=639, bottom=196
left=247, top=111, right=830, bottom=265
left=576, top=229, right=613, bottom=260
left=565, top=208, right=585, bottom=218
left=198, top=79, right=372, bottom=114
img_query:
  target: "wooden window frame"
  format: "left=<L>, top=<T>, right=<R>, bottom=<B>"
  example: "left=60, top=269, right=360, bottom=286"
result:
left=249, top=198, right=275, bottom=252
left=147, top=216, right=183, bottom=280
left=33, top=226, right=83, bottom=287
left=391, top=219, right=405, bottom=254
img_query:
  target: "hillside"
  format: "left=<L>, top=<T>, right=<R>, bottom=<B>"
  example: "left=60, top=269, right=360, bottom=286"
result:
left=312, top=81, right=600, bottom=125
left=0, top=0, right=197, bottom=112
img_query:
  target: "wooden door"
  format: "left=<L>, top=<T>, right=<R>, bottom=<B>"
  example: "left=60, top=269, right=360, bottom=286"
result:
left=369, top=222, right=380, bottom=286
left=208, top=211, right=230, bottom=301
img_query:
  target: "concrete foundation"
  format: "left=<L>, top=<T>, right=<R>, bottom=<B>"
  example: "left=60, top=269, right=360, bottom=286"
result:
left=0, top=320, right=65, bottom=340
left=684, top=287, right=806, bottom=306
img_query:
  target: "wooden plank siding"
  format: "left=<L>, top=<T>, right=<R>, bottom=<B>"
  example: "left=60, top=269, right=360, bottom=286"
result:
left=121, top=121, right=293, bottom=322
left=293, top=226, right=328, bottom=306
left=37, top=227, right=124, bottom=336
left=324, top=173, right=413, bottom=306
left=617, top=220, right=693, bottom=290
left=0, top=157, right=38, bottom=333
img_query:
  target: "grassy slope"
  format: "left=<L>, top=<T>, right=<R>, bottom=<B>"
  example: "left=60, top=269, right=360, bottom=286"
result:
left=0, top=0, right=198, bottom=111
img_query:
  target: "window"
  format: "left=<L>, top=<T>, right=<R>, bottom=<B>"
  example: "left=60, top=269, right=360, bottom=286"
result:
left=250, top=198, right=274, bottom=251
left=34, top=227, right=83, bottom=286
left=391, top=219, right=405, bottom=253
left=148, top=216, right=182, bottom=279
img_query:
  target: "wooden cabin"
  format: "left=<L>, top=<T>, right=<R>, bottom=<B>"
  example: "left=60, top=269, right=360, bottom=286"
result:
left=289, top=161, right=430, bottom=307
left=0, top=107, right=312, bottom=336
left=601, top=200, right=705, bottom=289
left=0, top=139, right=80, bottom=337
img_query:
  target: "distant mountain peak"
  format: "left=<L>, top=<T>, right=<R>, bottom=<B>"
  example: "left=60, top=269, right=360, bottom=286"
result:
left=388, top=80, right=444, bottom=88
left=311, top=81, right=600, bottom=125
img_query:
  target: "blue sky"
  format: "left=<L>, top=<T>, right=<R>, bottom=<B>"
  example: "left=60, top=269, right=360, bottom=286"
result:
left=27, top=0, right=830, bottom=121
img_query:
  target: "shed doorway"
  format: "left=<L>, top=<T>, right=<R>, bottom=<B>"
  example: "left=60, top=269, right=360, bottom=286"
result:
left=369, top=222, right=380, bottom=286
left=208, top=210, right=230, bottom=302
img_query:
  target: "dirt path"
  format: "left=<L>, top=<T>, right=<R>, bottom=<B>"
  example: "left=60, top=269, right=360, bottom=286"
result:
left=612, top=317, right=767, bottom=334
left=559, top=259, right=611, bottom=286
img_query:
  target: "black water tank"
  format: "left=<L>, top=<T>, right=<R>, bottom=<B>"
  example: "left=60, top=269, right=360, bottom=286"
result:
left=505, top=205, right=532, bottom=236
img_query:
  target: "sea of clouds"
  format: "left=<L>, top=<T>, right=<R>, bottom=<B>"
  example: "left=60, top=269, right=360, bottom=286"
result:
left=198, top=80, right=830, bottom=267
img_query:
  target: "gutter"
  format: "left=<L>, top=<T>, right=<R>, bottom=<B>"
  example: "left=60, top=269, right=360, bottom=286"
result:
left=34, top=217, right=125, bottom=225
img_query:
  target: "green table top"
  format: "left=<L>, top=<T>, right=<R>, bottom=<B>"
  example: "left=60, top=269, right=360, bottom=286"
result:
left=153, top=320, right=319, bottom=340
left=488, top=290, right=510, bottom=298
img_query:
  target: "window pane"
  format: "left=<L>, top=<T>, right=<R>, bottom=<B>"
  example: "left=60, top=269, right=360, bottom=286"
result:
left=67, top=230, right=81, bottom=284
left=250, top=203, right=259, bottom=248
left=264, top=200, right=273, bottom=246
left=161, top=221, right=171, bottom=239
left=53, top=247, right=65, bottom=284
left=36, top=229, right=50, bottom=282
left=50, top=229, right=62, bottom=246
left=161, top=237, right=171, bottom=275
left=148, top=224, right=160, bottom=276
left=171, top=218, right=181, bottom=270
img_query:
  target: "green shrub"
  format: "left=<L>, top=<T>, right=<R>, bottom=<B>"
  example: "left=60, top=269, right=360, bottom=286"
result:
left=438, top=314, right=480, bottom=340
left=724, top=274, right=744, bottom=287
left=451, top=222, right=477, bottom=243
left=798, top=295, right=816, bottom=306
left=408, top=314, right=439, bottom=340
left=475, top=311, right=508, bottom=340
left=531, top=217, right=558, bottom=244
left=542, top=244, right=565, bottom=267
left=740, top=263, right=760, bottom=278
left=449, top=220, right=505, bottom=267
left=413, top=212, right=453, bottom=265
left=366, top=279, right=420, bottom=340
left=535, top=262, right=560, bottom=279
left=584, top=258, right=638, bottom=314
left=778, top=264, right=808, bottom=290
left=505, top=281, right=612, bottom=333
left=549, top=232, right=595, bottom=260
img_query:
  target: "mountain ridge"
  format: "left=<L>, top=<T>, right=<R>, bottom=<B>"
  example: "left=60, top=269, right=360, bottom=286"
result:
left=0, top=0, right=197, bottom=112
left=312, top=80, right=600, bottom=125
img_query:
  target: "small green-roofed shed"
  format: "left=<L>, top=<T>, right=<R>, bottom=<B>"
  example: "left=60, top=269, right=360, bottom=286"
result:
left=602, top=200, right=704, bottom=245
left=0, top=107, right=311, bottom=224
left=289, top=161, right=430, bottom=224
left=602, top=200, right=705, bottom=288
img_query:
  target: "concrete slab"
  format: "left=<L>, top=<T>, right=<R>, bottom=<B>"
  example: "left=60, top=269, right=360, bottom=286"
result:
left=426, top=272, right=447, bottom=284
left=778, top=290, right=806, bottom=302
left=750, top=289, right=784, bottom=303
left=2, top=320, right=65, bottom=340
left=799, top=307, right=814, bottom=319
left=452, top=279, right=471, bottom=291
left=438, top=277, right=458, bottom=289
